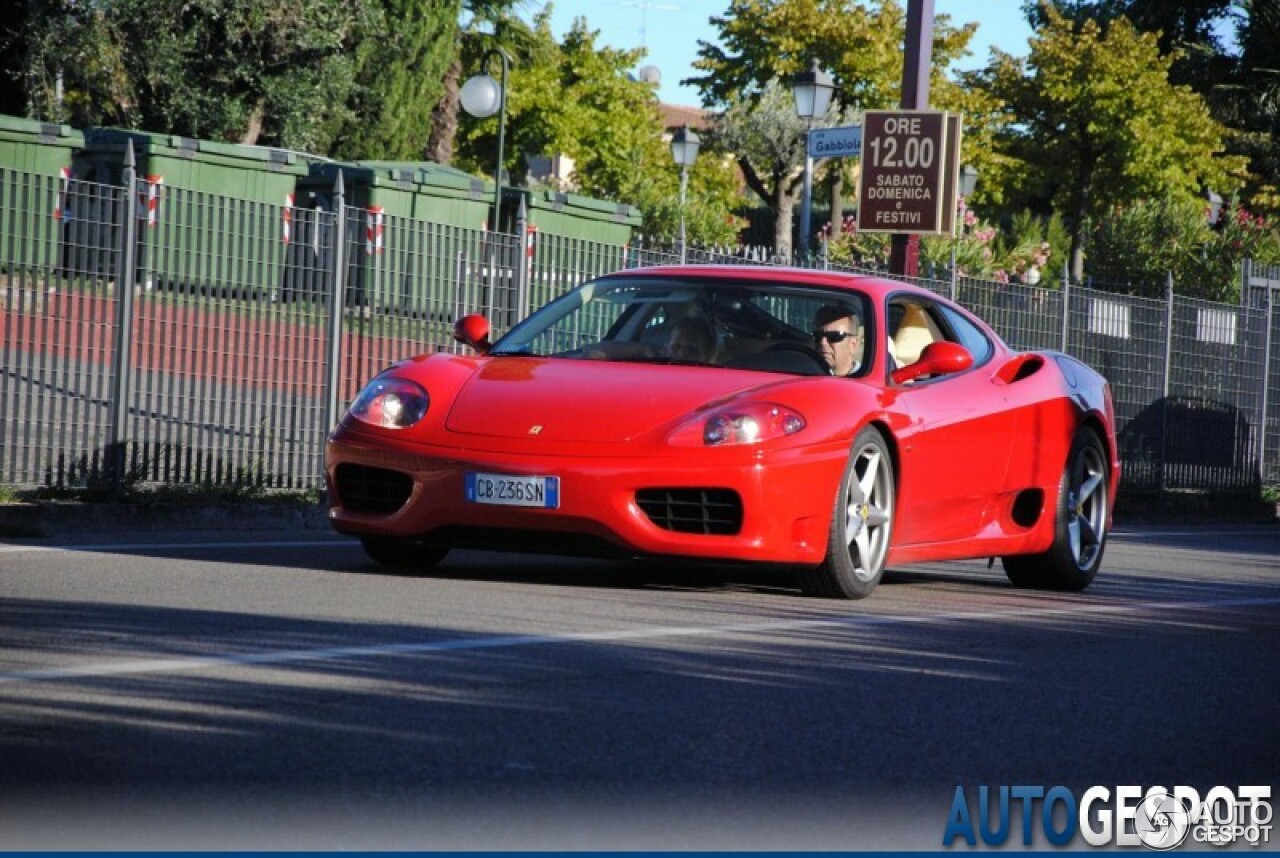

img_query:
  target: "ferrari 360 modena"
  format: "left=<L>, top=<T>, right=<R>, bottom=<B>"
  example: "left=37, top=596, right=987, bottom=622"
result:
left=326, top=265, right=1120, bottom=599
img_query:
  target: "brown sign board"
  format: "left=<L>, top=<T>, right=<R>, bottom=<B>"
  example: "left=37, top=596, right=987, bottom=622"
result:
left=856, top=109, right=949, bottom=234
left=939, top=113, right=963, bottom=235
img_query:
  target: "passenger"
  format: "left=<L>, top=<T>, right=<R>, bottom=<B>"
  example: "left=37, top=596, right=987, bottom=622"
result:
left=812, top=304, right=864, bottom=376
left=664, top=315, right=717, bottom=363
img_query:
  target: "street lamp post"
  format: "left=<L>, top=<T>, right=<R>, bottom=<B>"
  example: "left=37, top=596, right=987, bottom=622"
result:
left=669, top=125, right=700, bottom=264
left=460, top=48, right=511, bottom=233
left=791, top=59, right=835, bottom=262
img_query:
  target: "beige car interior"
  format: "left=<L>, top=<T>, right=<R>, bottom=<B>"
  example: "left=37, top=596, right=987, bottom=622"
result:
left=892, top=302, right=938, bottom=366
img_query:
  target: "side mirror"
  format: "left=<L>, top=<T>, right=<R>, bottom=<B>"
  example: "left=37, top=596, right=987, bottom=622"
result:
left=453, top=313, right=491, bottom=354
left=891, top=340, right=973, bottom=385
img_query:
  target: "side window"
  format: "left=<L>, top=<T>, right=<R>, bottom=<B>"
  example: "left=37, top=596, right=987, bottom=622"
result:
left=937, top=304, right=994, bottom=366
left=888, top=297, right=944, bottom=368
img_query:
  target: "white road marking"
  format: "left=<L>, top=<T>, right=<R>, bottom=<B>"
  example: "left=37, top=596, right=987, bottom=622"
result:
left=1, top=595, right=1276, bottom=686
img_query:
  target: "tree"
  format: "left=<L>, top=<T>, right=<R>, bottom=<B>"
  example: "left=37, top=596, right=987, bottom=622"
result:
left=327, top=0, right=461, bottom=160
left=16, top=0, right=469, bottom=158
left=974, top=6, right=1247, bottom=280
left=0, top=1, right=32, bottom=115
left=1219, top=0, right=1280, bottom=215
left=1021, top=0, right=1236, bottom=90
left=453, top=13, right=742, bottom=244
left=714, top=79, right=843, bottom=257
left=685, top=0, right=980, bottom=255
left=425, top=0, right=538, bottom=165
left=686, top=0, right=975, bottom=112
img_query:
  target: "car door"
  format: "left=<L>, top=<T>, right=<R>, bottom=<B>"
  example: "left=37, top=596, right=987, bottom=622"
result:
left=885, top=296, right=1020, bottom=547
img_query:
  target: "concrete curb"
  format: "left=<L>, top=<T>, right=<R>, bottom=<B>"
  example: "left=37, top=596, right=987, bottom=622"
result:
left=0, top=500, right=330, bottom=538
left=1, top=495, right=1273, bottom=540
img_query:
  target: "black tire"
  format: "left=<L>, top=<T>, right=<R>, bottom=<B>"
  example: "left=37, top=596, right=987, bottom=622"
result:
left=1003, top=426, right=1109, bottom=591
left=360, top=537, right=449, bottom=572
left=799, top=426, right=895, bottom=599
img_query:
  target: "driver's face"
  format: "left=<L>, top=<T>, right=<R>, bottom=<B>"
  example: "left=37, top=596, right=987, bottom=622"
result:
left=813, top=318, right=861, bottom=376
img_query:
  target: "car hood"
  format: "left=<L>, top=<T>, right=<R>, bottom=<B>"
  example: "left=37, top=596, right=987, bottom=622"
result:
left=444, top=357, right=772, bottom=442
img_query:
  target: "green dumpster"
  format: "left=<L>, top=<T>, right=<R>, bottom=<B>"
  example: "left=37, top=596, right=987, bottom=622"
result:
left=295, top=161, right=493, bottom=313
left=73, top=127, right=310, bottom=297
left=0, top=114, right=85, bottom=274
left=506, top=187, right=641, bottom=247
left=505, top=187, right=642, bottom=309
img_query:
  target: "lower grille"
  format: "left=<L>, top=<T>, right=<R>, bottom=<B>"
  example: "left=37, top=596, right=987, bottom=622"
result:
left=636, top=488, right=743, bottom=535
left=334, top=463, right=413, bottom=515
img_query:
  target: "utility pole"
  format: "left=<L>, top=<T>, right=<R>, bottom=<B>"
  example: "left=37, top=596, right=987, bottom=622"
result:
left=889, top=0, right=934, bottom=277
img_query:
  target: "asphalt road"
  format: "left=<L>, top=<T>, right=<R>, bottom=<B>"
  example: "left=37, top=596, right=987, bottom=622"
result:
left=1, top=525, right=1277, bottom=850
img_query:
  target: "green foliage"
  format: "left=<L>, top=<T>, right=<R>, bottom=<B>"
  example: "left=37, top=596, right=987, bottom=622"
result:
left=976, top=6, right=1248, bottom=280
left=713, top=79, right=826, bottom=257
left=328, top=0, right=462, bottom=160
left=454, top=14, right=743, bottom=245
left=21, top=1, right=133, bottom=128
left=819, top=214, right=891, bottom=268
left=1086, top=196, right=1280, bottom=299
left=687, top=0, right=975, bottom=112
left=686, top=0, right=1003, bottom=256
left=1022, top=0, right=1236, bottom=89
left=16, top=0, right=466, bottom=157
left=1219, top=0, right=1280, bottom=218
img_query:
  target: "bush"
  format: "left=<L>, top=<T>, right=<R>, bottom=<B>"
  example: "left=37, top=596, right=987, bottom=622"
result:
left=1086, top=197, right=1280, bottom=300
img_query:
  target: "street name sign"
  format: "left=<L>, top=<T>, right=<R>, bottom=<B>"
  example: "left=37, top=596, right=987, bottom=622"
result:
left=808, top=124, right=862, bottom=159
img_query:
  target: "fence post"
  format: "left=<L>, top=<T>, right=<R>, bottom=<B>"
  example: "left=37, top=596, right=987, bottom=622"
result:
left=514, top=193, right=529, bottom=324
left=1159, top=271, right=1175, bottom=492
left=321, top=169, right=346, bottom=441
left=1060, top=261, right=1071, bottom=353
left=1241, top=257, right=1251, bottom=307
left=106, top=140, right=139, bottom=489
left=1262, top=281, right=1274, bottom=482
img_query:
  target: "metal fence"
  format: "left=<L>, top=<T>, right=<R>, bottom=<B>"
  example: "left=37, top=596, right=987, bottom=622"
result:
left=2, top=156, right=1278, bottom=494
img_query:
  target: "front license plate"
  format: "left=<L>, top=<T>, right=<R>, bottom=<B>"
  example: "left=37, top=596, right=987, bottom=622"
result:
left=465, top=472, right=560, bottom=508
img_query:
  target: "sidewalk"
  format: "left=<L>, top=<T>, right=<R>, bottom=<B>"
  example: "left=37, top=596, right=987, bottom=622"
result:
left=0, top=498, right=330, bottom=539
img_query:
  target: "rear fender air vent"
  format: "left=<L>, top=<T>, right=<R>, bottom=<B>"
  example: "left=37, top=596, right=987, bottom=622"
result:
left=994, top=354, right=1045, bottom=385
left=636, top=488, right=743, bottom=535
left=334, top=463, right=413, bottom=515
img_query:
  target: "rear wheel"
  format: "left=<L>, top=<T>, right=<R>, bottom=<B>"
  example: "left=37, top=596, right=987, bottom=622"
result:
left=1003, top=426, right=1108, bottom=591
left=360, top=537, right=450, bottom=572
left=799, top=426, right=895, bottom=599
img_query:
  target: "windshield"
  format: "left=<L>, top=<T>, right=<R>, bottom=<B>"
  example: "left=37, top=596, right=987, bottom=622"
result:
left=488, top=276, right=874, bottom=377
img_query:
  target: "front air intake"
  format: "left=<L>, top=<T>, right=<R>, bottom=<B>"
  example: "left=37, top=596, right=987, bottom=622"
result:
left=636, top=488, right=743, bottom=535
left=334, top=463, right=413, bottom=515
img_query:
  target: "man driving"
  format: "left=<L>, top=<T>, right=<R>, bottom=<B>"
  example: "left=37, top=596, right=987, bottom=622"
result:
left=812, top=304, right=864, bottom=377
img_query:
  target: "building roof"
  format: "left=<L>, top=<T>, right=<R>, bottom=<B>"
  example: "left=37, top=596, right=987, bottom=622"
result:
left=660, top=103, right=711, bottom=132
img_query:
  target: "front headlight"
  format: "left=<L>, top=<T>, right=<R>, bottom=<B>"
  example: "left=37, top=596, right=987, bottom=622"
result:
left=669, top=402, right=806, bottom=447
left=348, top=377, right=429, bottom=429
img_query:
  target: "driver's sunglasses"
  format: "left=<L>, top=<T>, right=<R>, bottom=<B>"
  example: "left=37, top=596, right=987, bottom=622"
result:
left=813, top=329, right=857, bottom=345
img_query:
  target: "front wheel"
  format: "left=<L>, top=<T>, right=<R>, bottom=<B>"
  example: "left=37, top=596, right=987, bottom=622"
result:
left=1002, top=426, right=1109, bottom=591
left=799, top=426, right=895, bottom=599
left=360, top=537, right=450, bottom=572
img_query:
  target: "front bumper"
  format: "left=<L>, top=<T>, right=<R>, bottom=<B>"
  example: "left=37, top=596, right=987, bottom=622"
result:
left=325, top=425, right=846, bottom=565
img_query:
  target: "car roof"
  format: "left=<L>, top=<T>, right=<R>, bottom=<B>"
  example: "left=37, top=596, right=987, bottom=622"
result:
left=606, top=264, right=936, bottom=303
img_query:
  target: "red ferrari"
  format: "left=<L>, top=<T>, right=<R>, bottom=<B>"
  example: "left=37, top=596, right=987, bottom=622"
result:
left=326, top=266, right=1120, bottom=598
